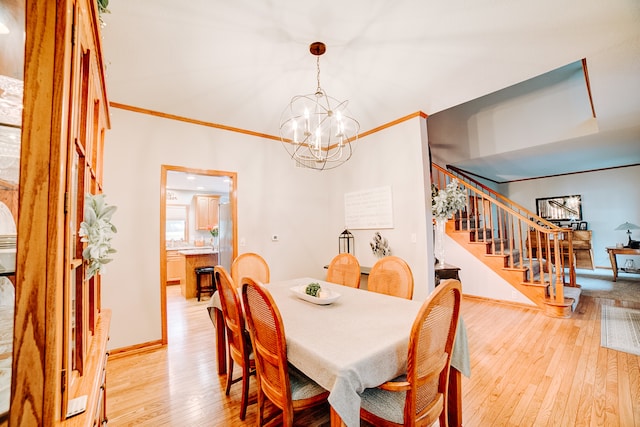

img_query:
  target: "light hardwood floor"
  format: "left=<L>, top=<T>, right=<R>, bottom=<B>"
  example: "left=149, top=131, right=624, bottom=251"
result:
left=107, top=275, right=640, bottom=426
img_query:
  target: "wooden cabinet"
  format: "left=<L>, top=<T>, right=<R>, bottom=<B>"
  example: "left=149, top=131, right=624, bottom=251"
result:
left=182, top=252, right=219, bottom=299
left=528, top=229, right=594, bottom=270
left=166, top=250, right=185, bottom=285
left=11, top=0, right=111, bottom=425
left=435, top=263, right=461, bottom=287
left=195, top=195, right=220, bottom=230
left=570, top=230, right=594, bottom=270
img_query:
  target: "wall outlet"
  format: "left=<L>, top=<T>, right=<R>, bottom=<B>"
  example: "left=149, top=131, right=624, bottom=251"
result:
left=511, top=290, right=518, bottom=300
left=411, top=233, right=417, bottom=243
left=239, top=237, right=246, bottom=247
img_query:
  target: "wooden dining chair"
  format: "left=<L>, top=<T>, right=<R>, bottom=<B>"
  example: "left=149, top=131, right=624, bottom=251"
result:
left=241, top=277, right=329, bottom=427
left=231, top=252, right=270, bottom=285
left=368, top=256, right=414, bottom=299
left=326, top=253, right=361, bottom=288
left=360, top=279, right=462, bottom=427
left=214, top=265, right=256, bottom=420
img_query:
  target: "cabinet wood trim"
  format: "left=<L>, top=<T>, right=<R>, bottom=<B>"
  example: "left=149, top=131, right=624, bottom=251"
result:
left=57, top=310, right=111, bottom=427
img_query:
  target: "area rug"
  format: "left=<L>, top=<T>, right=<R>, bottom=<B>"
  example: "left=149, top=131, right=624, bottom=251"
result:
left=577, top=269, right=640, bottom=303
left=601, top=305, right=640, bottom=356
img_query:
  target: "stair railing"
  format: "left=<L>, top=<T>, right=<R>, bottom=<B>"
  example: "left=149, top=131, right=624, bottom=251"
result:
left=445, top=164, right=559, bottom=229
left=432, top=164, right=577, bottom=305
left=446, top=164, right=579, bottom=288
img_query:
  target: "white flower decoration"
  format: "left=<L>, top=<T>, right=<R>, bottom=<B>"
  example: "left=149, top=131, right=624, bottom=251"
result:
left=432, top=179, right=467, bottom=220
left=79, top=193, right=117, bottom=279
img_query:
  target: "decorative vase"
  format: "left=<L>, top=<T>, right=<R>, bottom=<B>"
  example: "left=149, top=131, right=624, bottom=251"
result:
left=434, top=217, right=446, bottom=266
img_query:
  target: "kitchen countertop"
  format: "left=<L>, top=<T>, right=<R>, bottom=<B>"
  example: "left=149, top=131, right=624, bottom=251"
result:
left=177, top=248, right=218, bottom=256
left=167, top=244, right=213, bottom=250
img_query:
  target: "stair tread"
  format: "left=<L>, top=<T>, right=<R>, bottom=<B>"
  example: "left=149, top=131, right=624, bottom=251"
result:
left=563, top=286, right=582, bottom=299
left=521, top=282, right=548, bottom=288
left=544, top=297, right=575, bottom=307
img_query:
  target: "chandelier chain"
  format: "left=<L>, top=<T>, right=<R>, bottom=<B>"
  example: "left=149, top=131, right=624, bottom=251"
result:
left=316, top=56, right=322, bottom=94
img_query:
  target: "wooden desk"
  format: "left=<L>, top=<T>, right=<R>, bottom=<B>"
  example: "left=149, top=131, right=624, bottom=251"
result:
left=529, top=230, right=594, bottom=269
left=606, top=246, right=640, bottom=281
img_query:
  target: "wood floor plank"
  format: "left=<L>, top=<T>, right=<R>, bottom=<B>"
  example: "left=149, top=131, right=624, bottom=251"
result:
left=617, top=352, right=634, bottom=426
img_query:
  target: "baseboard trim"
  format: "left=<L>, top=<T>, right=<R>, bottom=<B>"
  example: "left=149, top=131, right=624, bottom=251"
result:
left=462, top=293, right=540, bottom=310
left=108, top=339, right=165, bottom=359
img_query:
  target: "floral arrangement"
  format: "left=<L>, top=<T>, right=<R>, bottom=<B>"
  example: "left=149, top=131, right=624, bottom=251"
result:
left=431, top=179, right=467, bottom=220
left=370, top=232, right=391, bottom=258
left=208, top=225, right=219, bottom=238
left=97, top=0, right=110, bottom=15
left=79, top=193, right=117, bottom=279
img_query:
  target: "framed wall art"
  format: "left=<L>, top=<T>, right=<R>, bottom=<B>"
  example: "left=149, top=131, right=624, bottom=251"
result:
left=535, top=195, right=582, bottom=222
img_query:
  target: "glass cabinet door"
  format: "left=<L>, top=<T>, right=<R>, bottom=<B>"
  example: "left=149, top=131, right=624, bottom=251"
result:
left=0, top=0, right=25, bottom=420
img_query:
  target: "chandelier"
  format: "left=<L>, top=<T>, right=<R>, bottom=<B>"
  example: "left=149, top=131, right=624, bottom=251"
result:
left=279, top=42, right=359, bottom=170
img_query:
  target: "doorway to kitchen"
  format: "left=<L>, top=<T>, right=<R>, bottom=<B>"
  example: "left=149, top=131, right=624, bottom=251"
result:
left=160, top=165, right=237, bottom=344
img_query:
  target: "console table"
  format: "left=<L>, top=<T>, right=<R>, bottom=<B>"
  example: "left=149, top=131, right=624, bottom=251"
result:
left=324, top=264, right=460, bottom=286
left=435, top=263, right=461, bottom=286
left=606, top=246, right=640, bottom=281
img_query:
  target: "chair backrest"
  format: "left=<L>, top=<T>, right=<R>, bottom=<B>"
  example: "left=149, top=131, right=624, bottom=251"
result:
left=367, top=256, right=414, bottom=299
left=326, top=253, right=361, bottom=288
left=214, top=266, right=251, bottom=367
left=232, top=252, right=270, bottom=285
left=241, top=277, right=294, bottom=421
left=406, top=279, right=462, bottom=426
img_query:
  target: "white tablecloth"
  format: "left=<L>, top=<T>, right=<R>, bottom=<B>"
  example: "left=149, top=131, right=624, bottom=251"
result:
left=264, top=278, right=470, bottom=427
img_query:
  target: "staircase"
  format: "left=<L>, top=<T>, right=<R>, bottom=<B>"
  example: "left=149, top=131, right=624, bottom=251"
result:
left=432, top=164, right=581, bottom=318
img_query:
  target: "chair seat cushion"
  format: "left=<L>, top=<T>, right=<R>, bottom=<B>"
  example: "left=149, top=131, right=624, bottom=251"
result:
left=288, top=365, right=328, bottom=401
left=360, top=375, right=407, bottom=424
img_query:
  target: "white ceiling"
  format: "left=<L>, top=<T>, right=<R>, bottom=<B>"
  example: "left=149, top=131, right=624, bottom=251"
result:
left=100, top=0, right=640, bottom=181
left=166, top=170, right=231, bottom=193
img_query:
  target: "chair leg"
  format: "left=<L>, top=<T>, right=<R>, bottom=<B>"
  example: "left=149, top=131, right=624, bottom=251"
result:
left=196, top=272, right=202, bottom=301
left=257, top=386, right=265, bottom=427
left=239, top=363, right=250, bottom=420
left=225, top=354, right=234, bottom=396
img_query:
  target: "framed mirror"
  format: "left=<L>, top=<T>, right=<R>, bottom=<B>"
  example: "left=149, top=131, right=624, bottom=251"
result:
left=536, top=195, right=582, bottom=222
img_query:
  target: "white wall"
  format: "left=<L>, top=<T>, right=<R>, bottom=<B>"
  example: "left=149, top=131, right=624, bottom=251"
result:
left=502, top=165, right=640, bottom=268
left=446, top=236, right=535, bottom=306
left=102, top=108, right=329, bottom=349
left=327, top=116, right=435, bottom=301
left=101, top=110, right=435, bottom=349
left=106, top=105, right=622, bottom=350
left=428, top=61, right=597, bottom=166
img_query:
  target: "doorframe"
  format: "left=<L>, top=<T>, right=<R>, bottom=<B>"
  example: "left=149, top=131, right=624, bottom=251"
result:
left=160, top=164, right=238, bottom=344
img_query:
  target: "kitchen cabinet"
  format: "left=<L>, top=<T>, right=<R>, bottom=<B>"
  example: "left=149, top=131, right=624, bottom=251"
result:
left=166, top=250, right=185, bottom=285
left=195, top=195, right=220, bottom=230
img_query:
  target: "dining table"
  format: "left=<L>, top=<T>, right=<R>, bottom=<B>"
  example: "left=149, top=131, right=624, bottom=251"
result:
left=207, top=277, right=470, bottom=427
